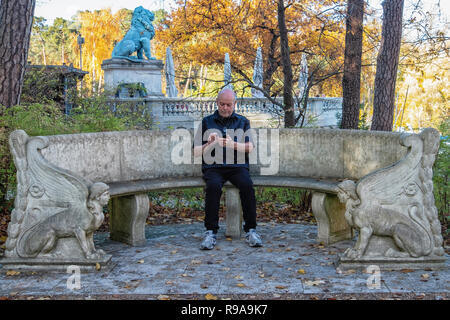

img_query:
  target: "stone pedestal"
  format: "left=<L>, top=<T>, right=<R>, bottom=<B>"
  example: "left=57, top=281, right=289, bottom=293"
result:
left=311, top=192, right=354, bottom=245
left=225, top=187, right=243, bottom=239
left=101, top=58, right=164, bottom=97
left=109, top=194, right=150, bottom=246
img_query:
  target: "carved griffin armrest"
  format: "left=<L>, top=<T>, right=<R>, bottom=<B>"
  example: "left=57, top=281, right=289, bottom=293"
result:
left=4, top=130, right=110, bottom=263
left=336, top=128, right=444, bottom=262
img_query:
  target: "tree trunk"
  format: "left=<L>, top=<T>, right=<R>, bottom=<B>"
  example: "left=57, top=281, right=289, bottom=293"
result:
left=41, top=40, right=47, bottom=65
left=38, top=33, right=47, bottom=65
left=91, top=52, right=96, bottom=94
left=184, top=62, right=192, bottom=97
left=341, top=0, right=364, bottom=129
left=61, top=42, right=65, bottom=65
left=0, top=0, right=36, bottom=108
left=277, top=0, right=295, bottom=128
left=98, top=72, right=102, bottom=93
left=371, top=0, right=404, bottom=131
left=263, top=33, right=279, bottom=94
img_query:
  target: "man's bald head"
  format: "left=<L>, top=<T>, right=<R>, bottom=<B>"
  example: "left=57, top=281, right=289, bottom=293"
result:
left=217, top=88, right=237, bottom=102
left=216, top=88, right=237, bottom=118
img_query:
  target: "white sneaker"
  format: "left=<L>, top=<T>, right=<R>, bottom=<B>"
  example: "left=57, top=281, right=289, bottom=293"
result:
left=246, top=229, right=262, bottom=247
left=200, top=230, right=217, bottom=250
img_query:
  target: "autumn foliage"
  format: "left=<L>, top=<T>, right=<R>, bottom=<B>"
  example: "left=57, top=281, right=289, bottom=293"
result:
left=154, top=0, right=347, bottom=97
left=74, top=9, right=132, bottom=93
left=22, top=1, right=448, bottom=130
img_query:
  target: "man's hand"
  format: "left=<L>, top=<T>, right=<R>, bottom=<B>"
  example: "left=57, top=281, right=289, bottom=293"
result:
left=217, top=135, right=235, bottom=148
left=194, top=133, right=218, bottom=157
left=208, top=133, right=235, bottom=148
left=207, top=132, right=219, bottom=145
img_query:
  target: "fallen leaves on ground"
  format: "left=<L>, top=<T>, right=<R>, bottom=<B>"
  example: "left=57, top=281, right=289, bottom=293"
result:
left=400, top=269, right=415, bottom=273
left=421, top=274, right=430, bottom=281
left=304, top=279, right=326, bottom=286
left=275, top=285, right=288, bottom=289
left=123, top=280, right=141, bottom=290
left=205, top=293, right=217, bottom=300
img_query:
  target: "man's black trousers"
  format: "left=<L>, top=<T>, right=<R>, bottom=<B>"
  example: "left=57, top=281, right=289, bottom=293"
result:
left=202, top=167, right=257, bottom=234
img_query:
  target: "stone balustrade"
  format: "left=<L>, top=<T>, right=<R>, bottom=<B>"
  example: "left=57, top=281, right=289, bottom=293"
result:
left=107, top=96, right=343, bottom=129
left=101, top=58, right=342, bottom=129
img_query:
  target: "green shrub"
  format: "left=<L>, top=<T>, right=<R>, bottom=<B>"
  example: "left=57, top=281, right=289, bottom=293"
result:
left=433, top=119, right=449, bottom=240
left=256, top=187, right=311, bottom=209
left=21, top=68, right=64, bottom=107
left=0, top=98, right=150, bottom=213
left=69, top=95, right=129, bottom=133
left=0, top=126, right=15, bottom=211
left=147, top=187, right=312, bottom=211
left=0, top=103, right=70, bottom=210
left=148, top=188, right=205, bottom=211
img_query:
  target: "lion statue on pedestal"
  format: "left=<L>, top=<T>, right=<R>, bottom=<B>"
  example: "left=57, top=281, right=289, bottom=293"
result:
left=112, top=6, right=156, bottom=61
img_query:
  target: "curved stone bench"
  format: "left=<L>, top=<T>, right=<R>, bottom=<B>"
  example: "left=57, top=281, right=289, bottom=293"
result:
left=107, top=176, right=343, bottom=246
left=3, top=128, right=445, bottom=271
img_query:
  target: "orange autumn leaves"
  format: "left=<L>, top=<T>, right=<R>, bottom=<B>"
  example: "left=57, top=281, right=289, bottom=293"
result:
left=72, top=8, right=132, bottom=91
left=153, top=0, right=347, bottom=96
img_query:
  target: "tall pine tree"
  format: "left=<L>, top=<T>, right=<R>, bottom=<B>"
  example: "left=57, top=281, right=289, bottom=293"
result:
left=341, top=0, right=364, bottom=129
left=277, top=0, right=295, bottom=128
left=371, top=0, right=404, bottom=131
left=0, top=0, right=36, bottom=108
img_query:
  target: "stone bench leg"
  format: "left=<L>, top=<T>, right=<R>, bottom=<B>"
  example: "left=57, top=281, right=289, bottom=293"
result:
left=311, top=192, right=353, bottom=245
left=225, top=186, right=243, bottom=239
left=109, top=194, right=149, bottom=246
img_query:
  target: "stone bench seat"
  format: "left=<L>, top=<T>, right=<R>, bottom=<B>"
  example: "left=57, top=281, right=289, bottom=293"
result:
left=3, top=128, right=446, bottom=271
left=107, top=176, right=341, bottom=196
left=107, top=176, right=343, bottom=246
